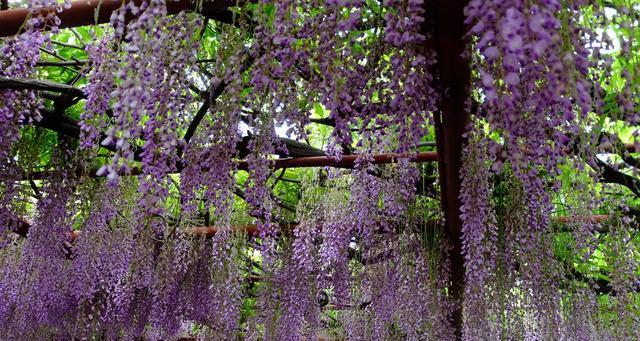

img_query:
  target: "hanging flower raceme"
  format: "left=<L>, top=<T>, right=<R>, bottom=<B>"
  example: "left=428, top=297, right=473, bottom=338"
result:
left=244, top=1, right=299, bottom=221
left=83, top=1, right=202, bottom=233
left=0, top=29, right=42, bottom=246
left=0, top=0, right=70, bottom=245
left=135, top=12, right=201, bottom=234
left=394, top=235, right=456, bottom=341
left=381, top=0, right=437, bottom=153
left=300, top=0, right=367, bottom=154
left=180, top=30, right=246, bottom=223
left=96, top=0, right=173, bottom=183
left=79, top=35, right=116, bottom=150
left=258, top=0, right=311, bottom=139
left=0, top=32, right=43, bottom=162
left=0, top=141, right=78, bottom=339
left=459, top=124, right=500, bottom=339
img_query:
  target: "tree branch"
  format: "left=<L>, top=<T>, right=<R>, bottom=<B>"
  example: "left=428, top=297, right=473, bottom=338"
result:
left=183, top=97, right=211, bottom=146
left=36, top=60, right=87, bottom=67
left=596, top=156, right=640, bottom=197
left=183, top=54, right=254, bottom=145
left=51, top=40, right=85, bottom=50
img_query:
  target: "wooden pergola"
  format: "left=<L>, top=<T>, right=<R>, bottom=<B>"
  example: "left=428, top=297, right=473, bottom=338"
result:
left=0, top=1, right=481, bottom=338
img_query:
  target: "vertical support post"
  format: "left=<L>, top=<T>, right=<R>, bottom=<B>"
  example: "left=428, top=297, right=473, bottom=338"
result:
left=430, top=0, right=470, bottom=339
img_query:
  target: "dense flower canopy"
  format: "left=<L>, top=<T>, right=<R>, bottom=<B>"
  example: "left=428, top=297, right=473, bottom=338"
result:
left=0, top=0, right=639, bottom=340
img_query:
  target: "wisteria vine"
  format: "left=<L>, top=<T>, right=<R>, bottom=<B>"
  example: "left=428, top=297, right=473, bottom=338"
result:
left=0, top=0, right=639, bottom=340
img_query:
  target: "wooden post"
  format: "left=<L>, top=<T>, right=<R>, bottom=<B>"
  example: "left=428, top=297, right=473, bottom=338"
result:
left=430, top=0, right=471, bottom=338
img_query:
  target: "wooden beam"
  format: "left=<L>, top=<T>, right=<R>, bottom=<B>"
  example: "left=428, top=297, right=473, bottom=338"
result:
left=0, top=0, right=241, bottom=37
left=13, top=223, right=261, bottom=240
left=25, top=152, right=439, bottom=180
left=237, top=151, right=439, bottom=170
left=13, top=215, right=607, bottom=243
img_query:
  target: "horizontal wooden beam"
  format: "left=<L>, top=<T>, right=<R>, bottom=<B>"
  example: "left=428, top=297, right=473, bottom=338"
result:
left=11, top=224, right=261, bottom=241
left=238, top=151, right=439, bottom=170
left=11, top=214, right=621, bottom=246
left=24, top=152, right=439, bottom=180
left=71, top=224, right=261, bottom=241
left=0, top=0, right=241, bottom=37
left=554, top=215, right=610, bottom=224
